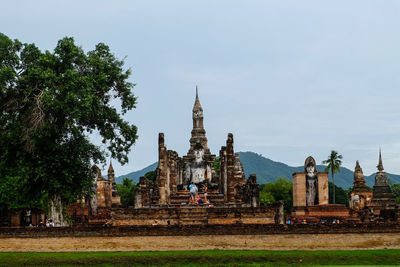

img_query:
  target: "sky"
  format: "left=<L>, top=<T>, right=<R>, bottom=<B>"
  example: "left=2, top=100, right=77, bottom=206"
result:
left=2, top=0, right=400, bottom=177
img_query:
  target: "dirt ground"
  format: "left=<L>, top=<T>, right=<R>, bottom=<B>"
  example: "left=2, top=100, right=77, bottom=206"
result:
left=1, top=233, right=400, bottom=251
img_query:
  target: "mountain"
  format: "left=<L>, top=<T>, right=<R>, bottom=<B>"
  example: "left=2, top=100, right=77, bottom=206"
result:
left=115, top=151, right=400, bottom=189
left=115, top=162, right=158, bottom=184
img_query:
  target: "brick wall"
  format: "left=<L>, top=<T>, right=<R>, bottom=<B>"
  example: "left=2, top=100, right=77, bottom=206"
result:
left=1, top=223, right=400, bottom=238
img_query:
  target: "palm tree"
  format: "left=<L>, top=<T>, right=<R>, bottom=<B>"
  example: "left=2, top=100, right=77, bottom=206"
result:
left=322, top=150, right=343, bottom=204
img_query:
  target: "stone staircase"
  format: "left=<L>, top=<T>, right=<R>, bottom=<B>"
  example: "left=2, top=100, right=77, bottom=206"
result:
left=176, top=207, right=208, bottom=225
left=169, top=189, right=225, bottom=206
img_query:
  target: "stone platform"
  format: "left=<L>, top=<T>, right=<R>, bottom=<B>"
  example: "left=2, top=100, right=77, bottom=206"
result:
left=2, top=223, right=400, bottom=239
left=291, top=204, right=359, bottom=222
left=109, top=203, right=283, bottom=226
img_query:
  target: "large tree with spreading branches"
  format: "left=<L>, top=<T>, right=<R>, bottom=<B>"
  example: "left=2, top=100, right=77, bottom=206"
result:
left=0, top=33, right=138, bottom=225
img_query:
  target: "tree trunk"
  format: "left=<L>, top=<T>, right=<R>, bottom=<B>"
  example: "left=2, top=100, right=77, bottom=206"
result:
left=332, top=168, right=335, bottom=204
left=47, top=194, right=69, bottom=227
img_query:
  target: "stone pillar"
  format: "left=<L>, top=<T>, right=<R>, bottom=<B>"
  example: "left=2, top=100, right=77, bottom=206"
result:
left=96, top=180, right=109, bottom=208
left=178, top=160, right=183, bottom=185
left=233, top=153, right=246, bottom=186
left=226, top=133, right=235, bottom=203
left=277, top=200, right=285, bottom=224
left=219, top=146, right=227, bottom=200
left=157, top=133, right=168, bottom=204
left=317, top=172, right=329, bottom=205
left=248, top=174, right=259, bottom=207
left=139, top=176, right=148, bottom=207
left=108, top=162, right=121, bottom=207
left=292, top=172, right=306, bottom=207
left=105, top=182, right=112, bottom=208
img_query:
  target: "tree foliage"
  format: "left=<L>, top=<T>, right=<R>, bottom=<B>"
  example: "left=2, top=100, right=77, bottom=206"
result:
left=260, top=177, right=293, bottom=214
left=388, top=180, right=400, bottom=203
left=322, top=150, right=343, bottom=204
left=144, top=170, right=157, bottom=183
left=0, top=33, right=138, bottom=211
left=213, top=158, right=220, bottom=177
left=328, top=182, right=349, bottom=206
left=116, top=178, right=137, bottom=207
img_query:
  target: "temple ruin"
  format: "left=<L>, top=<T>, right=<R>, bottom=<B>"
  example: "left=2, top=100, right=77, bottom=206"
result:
left=371, top=150, right=396, bottom=207
left=292, top=156, right=329, bottom=208
left=290, top=152, right=400, bottom=223
left=90, top=163, right=121, bottom=209
left=291, top=156, right=354, bottom=221
left=349, top=161, right=372, bottom=210
left=135, top=88, right=260, bottom=208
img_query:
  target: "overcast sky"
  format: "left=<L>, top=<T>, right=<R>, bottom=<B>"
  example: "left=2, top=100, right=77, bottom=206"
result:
left=2, top=1, right=400, bottom=177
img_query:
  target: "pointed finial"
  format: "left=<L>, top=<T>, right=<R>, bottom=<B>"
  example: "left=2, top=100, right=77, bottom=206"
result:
left=193, top=85, right=202, bottom=111
left=356, top=160, right=360, bottom=168
left=378, top=148, right=384, bottom=172
left=108, top=160, right=114, bottom=171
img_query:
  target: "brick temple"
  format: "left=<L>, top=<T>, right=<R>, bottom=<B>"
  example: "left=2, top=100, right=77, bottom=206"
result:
left=135, top=87, right=260, bottom=208
left=73, top=90, right=398, bottom=226
left=69, top=88, right=284, bottom=226
left=291, top=152, right=399, bottom=223
left=9, top=89, right=399, bottom=227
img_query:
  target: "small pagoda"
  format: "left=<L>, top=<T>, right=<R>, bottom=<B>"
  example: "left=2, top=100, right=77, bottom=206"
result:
left=348, top=161, right=372, bottom=210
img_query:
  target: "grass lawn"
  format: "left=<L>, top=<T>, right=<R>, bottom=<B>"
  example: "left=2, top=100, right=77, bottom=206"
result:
left=0, top=250, right=399, bottom=266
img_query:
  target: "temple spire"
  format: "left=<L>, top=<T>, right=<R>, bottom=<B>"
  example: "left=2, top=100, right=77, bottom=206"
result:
left=355, top=160, right=360, bottom=169
left=193, top=86, right=202, bottom=111
left=377, top=148, right=384, bottom=172
left=108, top=160, right=115, bottom=182
left=188, top=85, right=208, bottom=153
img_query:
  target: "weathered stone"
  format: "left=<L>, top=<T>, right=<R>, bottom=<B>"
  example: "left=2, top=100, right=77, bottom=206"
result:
left=292, top=156, right=344, bottom=220
left=372, top=151, right=396, bottom=207
left=293, top=156, right=329, bottom=208
left=183, top=87, right=216, bottom=185
left=85, top=164, right=121, bottom=209
left=108, top=162, right=121, bottom=207
left=349, top=161, right=372, bottom=210
left=136, top=88, right=259, bottom=208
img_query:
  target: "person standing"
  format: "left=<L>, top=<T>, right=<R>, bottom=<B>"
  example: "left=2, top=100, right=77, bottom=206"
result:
left=189, top=182, right=198, bottom=204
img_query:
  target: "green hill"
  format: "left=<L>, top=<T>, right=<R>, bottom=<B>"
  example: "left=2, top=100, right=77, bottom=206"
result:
left=115, top=162, right=157, bottom=184
left=115, top=151, right=400, bottom=189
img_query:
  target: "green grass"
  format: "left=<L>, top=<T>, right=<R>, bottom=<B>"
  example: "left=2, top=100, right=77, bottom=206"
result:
left=0, top=250, right=399, bottom=266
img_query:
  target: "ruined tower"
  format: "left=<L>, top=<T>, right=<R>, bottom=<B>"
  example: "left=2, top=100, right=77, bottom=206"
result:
left=349, top=161, right=372, bottom=210
left=134, top=86, right=260, bottom=208
left=108, top=161, right=115, bottom=183
left=372, top=150, right=396, bottom=206
left=183, top=87, right=216, bottom=184
left=188, top=86, right=211, bottom=154
left=108, top=162, right=121, bottom=207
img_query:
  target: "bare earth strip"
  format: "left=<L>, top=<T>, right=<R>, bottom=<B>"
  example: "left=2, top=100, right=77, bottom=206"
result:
left=1, top=233, right=400, bottom=251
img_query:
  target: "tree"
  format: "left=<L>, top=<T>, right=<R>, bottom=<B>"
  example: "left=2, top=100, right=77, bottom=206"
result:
left=328, top=182, right=349, bottom=206
left=116, top=178, right=137, bottom=207
left=259, top=177, right=293, bottom=214
left=322, top=151, right=342, bottom=204
left=213, top=158, right=220, bottom=177
left=0, top=33, right=138, bottom=225
left=144, top=170, right=157, bottom=183
left=388, top=180, right=400, bottom=203
left=391, top=184, right=400, bottom=203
